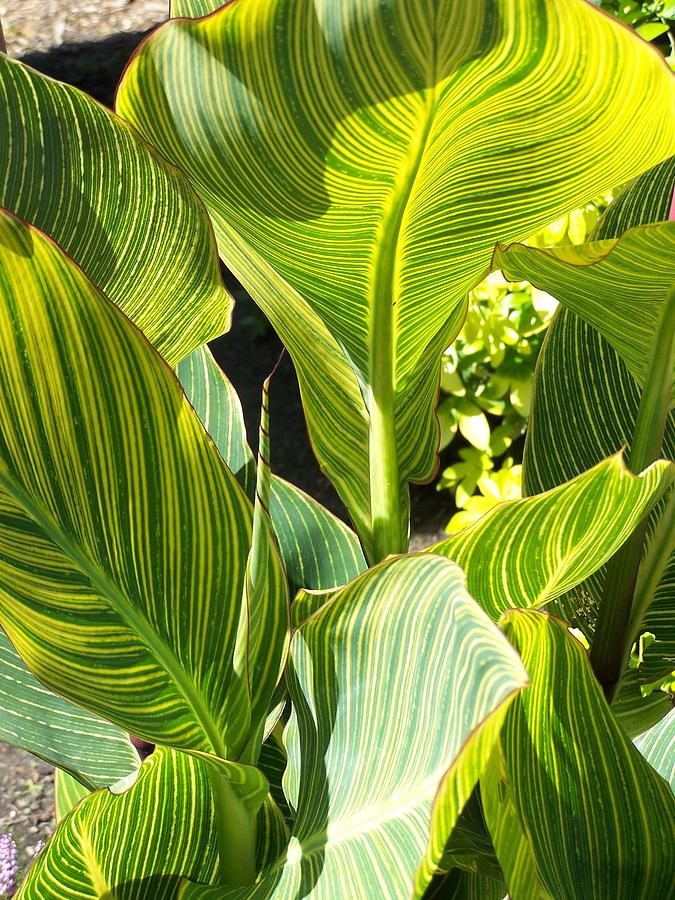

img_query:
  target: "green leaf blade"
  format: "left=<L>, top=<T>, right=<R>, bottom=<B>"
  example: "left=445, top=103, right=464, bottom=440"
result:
left=180, top=554, right=528, bottom=898
left=0, top=211, right=282, bottom=760
left=0, top=56, right=231, bottom=366
left=0, top=628, right=139, bottom=790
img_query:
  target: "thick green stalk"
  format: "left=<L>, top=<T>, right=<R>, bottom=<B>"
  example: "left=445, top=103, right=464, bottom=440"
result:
left=590, top=289, right=675, bottom=702
left=206, top=766, right=257, bottom=886
left=628, top=489, right=675, bottom=647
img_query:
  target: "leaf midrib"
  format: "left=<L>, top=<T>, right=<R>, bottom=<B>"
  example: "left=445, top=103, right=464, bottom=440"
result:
left=0, top=469, right=227, bottom=758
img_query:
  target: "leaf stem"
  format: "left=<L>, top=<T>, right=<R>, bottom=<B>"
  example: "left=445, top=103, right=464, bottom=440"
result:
left=369, top=374, right=405, bottom=564
left=206, top=765, right=257, bottom=886
left=590, top=288, right=675, bottom=702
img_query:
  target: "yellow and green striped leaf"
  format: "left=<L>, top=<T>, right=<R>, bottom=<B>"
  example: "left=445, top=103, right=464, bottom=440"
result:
left=634, top=707, right=675, bottom=792
left=171, top=0, right=224, bottom=15
left=494, top=222, right=675, bottom=400
left=116, top=0, right=675, bottom=559
left=523, top=157, right=675, bottom=719
left=0, top=628, right=140, bottom=791
left=177, top=346, right=367, bottom=595
left=179, top=554, right=528, bottom=898
left=498, top=610, right=675, bottom=900
left=54, top=769, right=91, bottom=821
left=429, top=454, right=673, bottom=621
left=17, top=747, right=219, bottom=899
left=0, top=210, right=285, bottom=761
left=0, top=56, right=231, bottom=366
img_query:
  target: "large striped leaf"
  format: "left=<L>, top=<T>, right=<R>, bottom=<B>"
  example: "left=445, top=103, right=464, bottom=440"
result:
left=0, top=210, right=286, bottom=762
left=177, top=345, right=367, bottom=595
left=17, top=747, right=219, bottom=899
left=0, top=56, right=230, bottom=366
left=429, top=455, right=673, bottom=621
left=494, top=222, right=675, bottom=399
left=0, top=628, right=139, bottom=791
left=54, top=769, right=91, bottom=821
left=523, top=157, right=675, bottom=706
left=634, top=708, right=675, bottom=792
left=179, top=555, right=528, bottom=898
left=497, top=610, right=675, bottom=899
left=171, top=0, right=224, bottom=14
left=116, top=0, right=675, bottom=561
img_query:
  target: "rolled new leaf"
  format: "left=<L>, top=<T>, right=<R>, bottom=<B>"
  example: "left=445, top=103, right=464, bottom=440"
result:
left=0, top=56, right=231, bottom=365
left=179, top=554, right=528, bottom=898
left=495, top=610, right=675, bottom=899
left=0, top=210, right=286, bottom=761
left=177, top=345, right=367, bottom=596
left=117, top=0, right=675, bottom=560
left=0, top=629, right=139, bottom=791
left=429, top=454, right=673, bottom=620
left=17, top=748, right=219, bottom=898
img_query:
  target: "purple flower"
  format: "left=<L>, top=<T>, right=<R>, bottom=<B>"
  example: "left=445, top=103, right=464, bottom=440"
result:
left=0, top=833, right=17, bottom=897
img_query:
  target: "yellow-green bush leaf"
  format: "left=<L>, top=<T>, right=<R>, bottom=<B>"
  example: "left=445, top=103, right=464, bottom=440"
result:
left=0, top=211, right=285, bottom=761
left=498, top=610, right=675, bottom=900
left=179, top=555, right=528, bottom=898
left=116, top=0, right=675, bottom=559
left=430, top=455, right=673, bottom=620
left=0, top=56, right=230, bottom=366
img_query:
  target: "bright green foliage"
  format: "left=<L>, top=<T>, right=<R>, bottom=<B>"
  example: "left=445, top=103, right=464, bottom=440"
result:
left=17, top=748, right=219, bottom=899
left=178, top=555, right=528, bottom=898
left=0, top=629, right=139, bottom=791
left=494, top=611, right=675, bottom=899
left=634, top=707, right=675, bottom=790
left=54, top=770, right=90, bottom=821
left=0, top=56, right=231, bottom=367
left=117, top=0, right=675, bottom=561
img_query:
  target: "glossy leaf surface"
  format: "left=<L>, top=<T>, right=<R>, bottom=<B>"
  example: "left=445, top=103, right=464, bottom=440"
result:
left=180, top=555, right=528, bottom=898
left=117, top=0, right=675, bottom=557
left=499, top=610, right=675, bottom=900
left=177, top=345, right=367, bottom=595
left=0, top=57, right=230, bottom=366
left=17, top=748, right=218, bottom=899
left=523, top=156, right=675, bottom=705
left=494, top=221, right=675, bottom=399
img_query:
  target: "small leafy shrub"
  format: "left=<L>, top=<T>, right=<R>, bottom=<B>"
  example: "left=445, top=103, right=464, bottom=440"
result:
left=0, top=2, right=673, bottom=899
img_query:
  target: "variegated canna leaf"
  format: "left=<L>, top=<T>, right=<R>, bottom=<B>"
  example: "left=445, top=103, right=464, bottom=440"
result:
left=0, top=56, right=231, bottom=366
left=17, top=748, right=219, bottom=899
left=430, top=455, right=673, bottom=621
left=496, top=610, right=675, bottom=900
left=0, top=210, right=286, bottom=762
left=523, top=156, right=675, bottom=725
left=634, top=707, right=675, bottom=792
left=117, top=0, right=675, bottom=561
left=179, top=554, right=528, bottom=898
left=494, top=222, right=675, bottom=401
